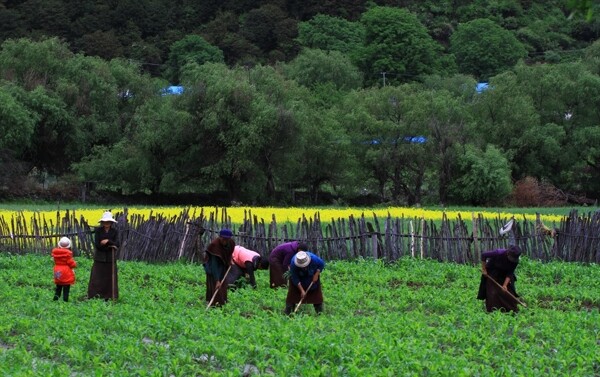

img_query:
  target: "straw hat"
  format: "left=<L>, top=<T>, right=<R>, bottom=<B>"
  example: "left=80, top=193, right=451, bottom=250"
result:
left=294, top=251, right=311, bottom=268
left=99, top=211, right=117, bottom=223
left=58, top=237, right=71, bottom=249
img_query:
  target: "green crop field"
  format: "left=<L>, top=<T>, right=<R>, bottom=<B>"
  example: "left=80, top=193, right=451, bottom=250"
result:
left=0, top=254, right=598, bottom=376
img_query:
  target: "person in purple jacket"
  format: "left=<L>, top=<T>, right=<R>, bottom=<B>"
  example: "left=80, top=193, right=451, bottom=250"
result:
left=477, top=245, right=522, bottom=312
left=268, top=241, right=308, bottom=288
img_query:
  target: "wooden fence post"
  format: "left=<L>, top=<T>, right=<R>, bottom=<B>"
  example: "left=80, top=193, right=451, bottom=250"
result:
left=410, top=220, right=415, bottom=258
left=472, top=212, right=478, bottom=262
left=371, top=232, right=378, bottom=259
left=1, top=208, right=597, bottom=264
left=420, top=217, right=425, bottom=259
left=177, top=223, right=189, bottom=260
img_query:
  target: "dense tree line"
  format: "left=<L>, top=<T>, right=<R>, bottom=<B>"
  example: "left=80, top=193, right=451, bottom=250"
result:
left=0, top=2, right=599, bottom=205
left=1, top=0, right=598, bottom=79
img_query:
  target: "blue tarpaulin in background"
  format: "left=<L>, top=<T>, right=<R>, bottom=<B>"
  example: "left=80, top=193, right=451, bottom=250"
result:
left=161, top=86, right=184, bottom=96
left=362, top=136, right=427, bottom=145
left=476, top=82, right=489, bottom=93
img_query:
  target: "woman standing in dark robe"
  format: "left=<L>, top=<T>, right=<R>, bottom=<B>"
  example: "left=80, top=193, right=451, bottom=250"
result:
left=204, top=229, right=235, bottom=307
left=477, top=245, right=522, bottom=312
left=87, top=211, right=120, bottom=301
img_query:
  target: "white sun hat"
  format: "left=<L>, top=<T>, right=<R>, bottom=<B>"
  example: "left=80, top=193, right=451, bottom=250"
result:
left=294, top=251, right=311, bottom=268
left=99, top=211, right=117, bottom=223
left=58, top=237, right=71, bottom=248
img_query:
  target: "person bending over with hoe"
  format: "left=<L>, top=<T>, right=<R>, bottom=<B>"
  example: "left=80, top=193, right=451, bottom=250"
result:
left=224, top=245, right=269, bottom=289
left=284, top=251, right=325, bottom=315
left=204, top=229, right=235, bottom=308
left=477, top=245, right=523, bottom=313
left=269, top=241, right=308, bottom=288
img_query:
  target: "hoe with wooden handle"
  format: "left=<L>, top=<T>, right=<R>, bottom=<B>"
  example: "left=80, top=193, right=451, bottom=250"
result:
left=294, top=281, right=314, bottom=313
left=206, top=264, right=232, bottom=310
left=110, top=246, right=118, bottom=302
left=484, top=273, right=527, bottom=307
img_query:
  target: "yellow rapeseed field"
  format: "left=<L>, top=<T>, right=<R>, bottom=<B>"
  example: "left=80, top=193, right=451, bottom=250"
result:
left=0, top=206, right=564, bottom=225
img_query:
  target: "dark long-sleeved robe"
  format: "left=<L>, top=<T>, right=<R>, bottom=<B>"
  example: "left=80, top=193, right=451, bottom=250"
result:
left=204, top=237, right=235, bottom=306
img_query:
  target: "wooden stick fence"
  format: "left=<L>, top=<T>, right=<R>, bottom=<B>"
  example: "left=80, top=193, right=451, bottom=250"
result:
left=1, top=208, right=599, bottom=264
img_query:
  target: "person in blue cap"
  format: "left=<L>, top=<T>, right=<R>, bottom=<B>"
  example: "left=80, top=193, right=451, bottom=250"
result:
left=204, top=228, right=235, bottom=307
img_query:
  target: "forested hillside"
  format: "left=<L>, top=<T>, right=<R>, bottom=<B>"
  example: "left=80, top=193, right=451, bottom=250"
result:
left=0, top=0, right=599, bottom=206
left=1, top=0, right=598, bottom=79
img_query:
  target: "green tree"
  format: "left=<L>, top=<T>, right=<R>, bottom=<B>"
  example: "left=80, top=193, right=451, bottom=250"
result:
left=338, top=79, right=473, bottom=205
left=0, top=6, right=25, bottom=40
left=201, top=11, right=261, bottom=65
left=515, top=9, right=578, bottom=63
left=180, top=62, right=279, bottom=202
left=0, top=38, right=128, bottom=176
left=0, top=38, right=162, bottom=189
left=282, top=48, right=363, bottom=91
left=449, top=144, right=512, bottom=205
left=454, top=0, right=524, bottom=29
left=15, top=86, right=76, bottom=175
left=583, top=38, right=600, bottom=74
left=243, top=64, right=308, bottom=202
left=74, top=94, right=195, bottom=195
left=16, top=0, right=70, bottom=39
left=338, top=85, right=433, bottom=205
left=512, top=61, right=599, bottom=193
left=73, top=142, right=146, bottom=194
left=0, top=83, right=35, bottom=155
left=422, top=74, right=479, bottom=100
left=164, top=35, right=224, bottom=84
left=0, top=37, right=72, bottom=91
left=58, top=54, right=121, bottom=153
left=359, top=6, right=443, bottom=86
left=295, top=105, right=355, bottom=204
left=239, top=4, right=298, bottom=62
left=450, top=18, right=527, bottom=80
left=408, top=87, right=472, bottom=204
left=64, top=0, right=114, bottom=38
left=76, top=30, right=124, bottom=60
left=286, top=0, right=367, bottom=20
left=108, top=58, right=165, bottom=133
left=296, top=14, right=365, bottom=56
left=573, top=123, right=600, bottom=197
left=471, top=71, right=541, bottom=179
left=567, top=0, right=599, bottom=20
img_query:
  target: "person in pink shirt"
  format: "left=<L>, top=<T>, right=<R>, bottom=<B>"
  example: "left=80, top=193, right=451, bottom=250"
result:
left=225, top=245, right=269, bottom=289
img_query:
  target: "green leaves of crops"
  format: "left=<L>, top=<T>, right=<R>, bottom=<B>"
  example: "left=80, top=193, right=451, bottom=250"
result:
left=0, top=254, right=598, bottom=376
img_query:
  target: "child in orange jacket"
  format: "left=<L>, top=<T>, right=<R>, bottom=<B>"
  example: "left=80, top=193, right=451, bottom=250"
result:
left=52, top=237, right=77, bottom=302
